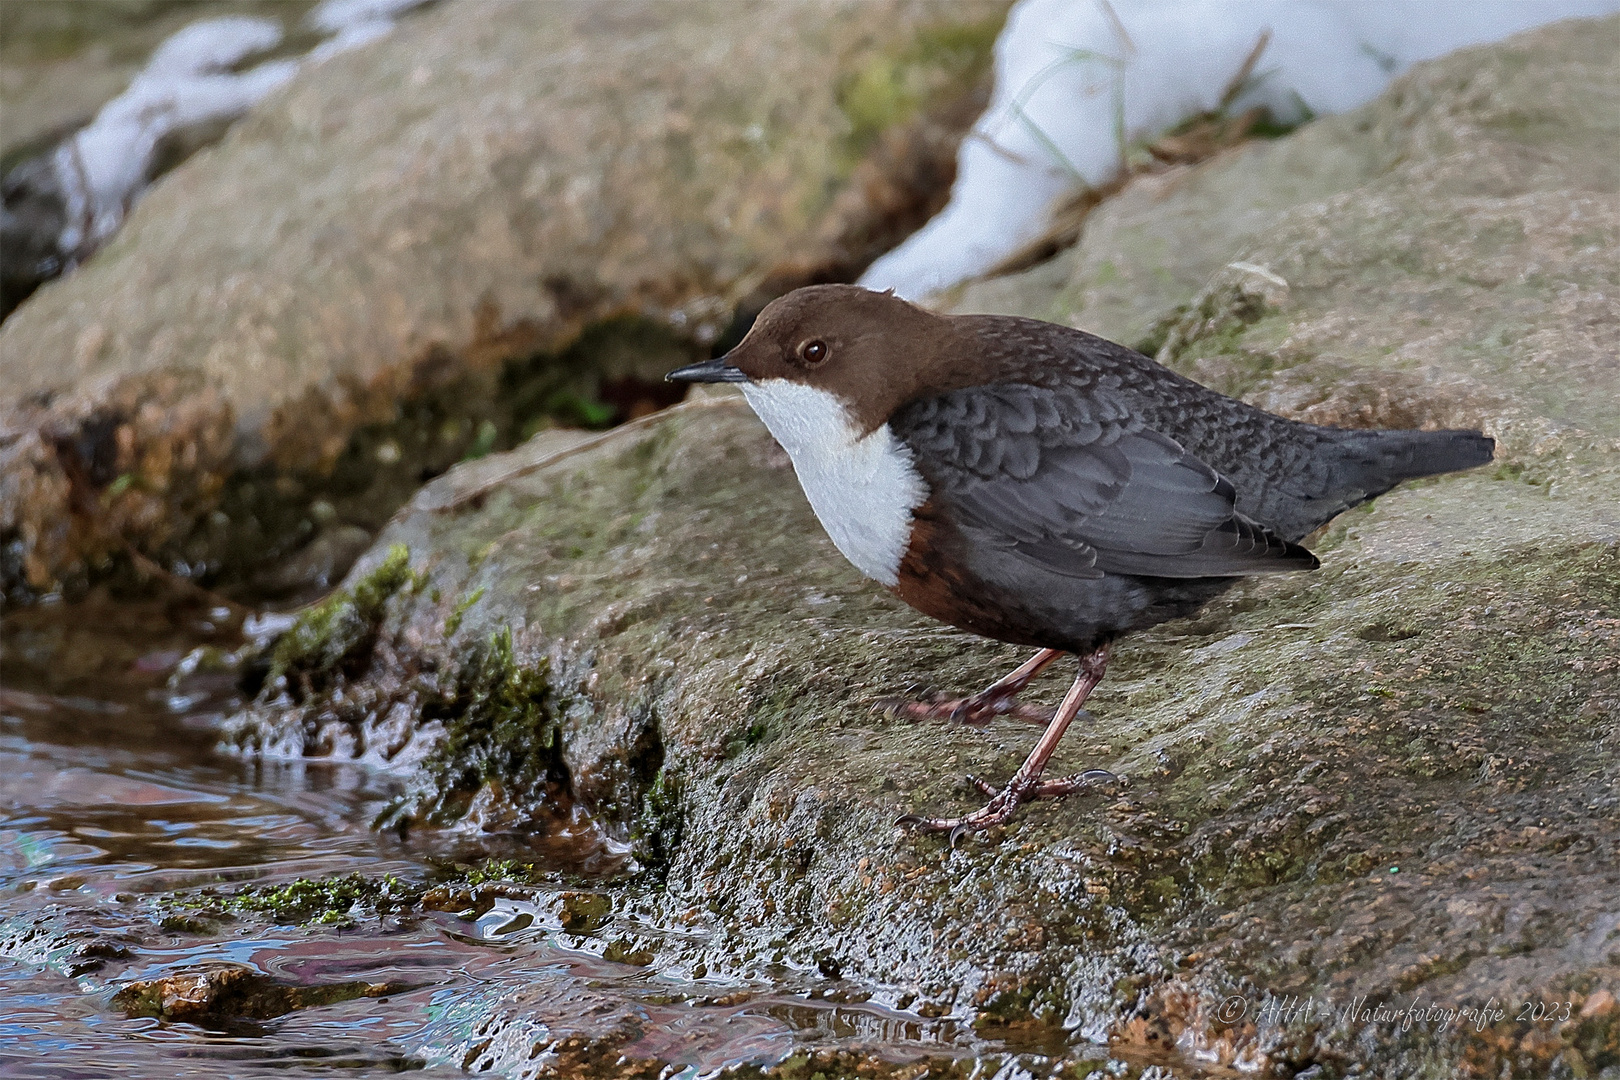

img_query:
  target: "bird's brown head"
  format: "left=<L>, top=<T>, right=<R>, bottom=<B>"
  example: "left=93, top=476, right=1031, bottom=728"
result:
left=666, top=284, right=967, bottom=433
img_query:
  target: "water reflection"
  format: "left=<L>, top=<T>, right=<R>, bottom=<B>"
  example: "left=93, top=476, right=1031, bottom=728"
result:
left=1, top=594, right=453, bottom=1076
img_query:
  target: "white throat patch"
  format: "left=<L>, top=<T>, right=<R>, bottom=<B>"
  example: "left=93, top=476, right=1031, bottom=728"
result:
left=740, top=379, right=928, bottom=587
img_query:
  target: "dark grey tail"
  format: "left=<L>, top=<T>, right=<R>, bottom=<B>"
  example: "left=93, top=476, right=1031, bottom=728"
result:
left=1351, top=428, right=1494, bottom=482
left=1326, top=428, right=1494, bottom=509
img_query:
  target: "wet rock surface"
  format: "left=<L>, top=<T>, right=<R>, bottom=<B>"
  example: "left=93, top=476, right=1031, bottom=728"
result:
left=3, top=867, right=1087, bottom=1077
left=213, top=17, right=1620, bottom=1076
left=111, top=963, right=409, bottom=1024
left=0, top=0, right=1005, bottom=599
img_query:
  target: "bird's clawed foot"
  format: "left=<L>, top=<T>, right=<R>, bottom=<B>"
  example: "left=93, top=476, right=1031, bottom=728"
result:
left=896, top=768, right=1118, bottom=843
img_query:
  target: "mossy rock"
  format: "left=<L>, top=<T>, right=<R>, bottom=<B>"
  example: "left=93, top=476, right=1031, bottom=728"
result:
left=112, top=964, right=405, bottom=1023
left=235, top=386, right=1618, bottom=1075
left=225, top=18, right=1620, bottom=1077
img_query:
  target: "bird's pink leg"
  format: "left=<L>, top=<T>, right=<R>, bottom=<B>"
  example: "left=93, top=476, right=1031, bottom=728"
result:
left=878, top=647, right=1063, bottom=726
left=898, top=646, right=1115, bottom=840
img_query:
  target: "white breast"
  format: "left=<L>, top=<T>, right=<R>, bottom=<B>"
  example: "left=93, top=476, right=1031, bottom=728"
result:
left=740, top=379, right=928, bottom=587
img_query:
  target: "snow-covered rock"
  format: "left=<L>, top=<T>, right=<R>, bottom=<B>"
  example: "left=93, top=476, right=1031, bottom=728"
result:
left=0, top=2, right=432, bottom=314
left=54, top=18, right=298, bottom=262
left=307, top=0, right=433, bottom=63
left=861, top=0, right=1620, bottom=299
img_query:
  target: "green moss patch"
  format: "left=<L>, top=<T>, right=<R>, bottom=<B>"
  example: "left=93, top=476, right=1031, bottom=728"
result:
left=632, top=770, right=685, bottom=880
left=382, top=627, right=566, bottom=828
left=222, top=873, right=417, bottom=927
left=444, top=585, right=486, bottom=637
left=173, top=858, right=546, bottom=929
left=267, top=543, right=418, bottom=692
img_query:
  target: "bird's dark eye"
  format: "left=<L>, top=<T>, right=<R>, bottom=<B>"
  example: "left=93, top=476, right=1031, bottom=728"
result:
left=798, top=339, right=829, bottom=365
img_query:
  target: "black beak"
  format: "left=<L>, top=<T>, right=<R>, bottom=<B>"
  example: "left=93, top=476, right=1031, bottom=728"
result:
left=666, top=356, right=749, bottom=383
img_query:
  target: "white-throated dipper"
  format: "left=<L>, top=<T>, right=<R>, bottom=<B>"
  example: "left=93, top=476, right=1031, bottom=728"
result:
left=667, top=284, right=1494, bottom=838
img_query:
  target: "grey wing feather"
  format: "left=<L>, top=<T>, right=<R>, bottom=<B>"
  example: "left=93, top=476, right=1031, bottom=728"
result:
left=893, top=384, right=1318, bottom=579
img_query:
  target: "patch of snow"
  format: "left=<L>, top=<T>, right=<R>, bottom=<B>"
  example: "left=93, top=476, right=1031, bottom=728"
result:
left=1, top=1, right=434, bottom=302
left=308, top=0, right=432, bottom=35
left=306, top=0, right=431, bottom=62
left=860, top=0, right=1620, bottom=300
left=53, top=17, right=298, bottom=260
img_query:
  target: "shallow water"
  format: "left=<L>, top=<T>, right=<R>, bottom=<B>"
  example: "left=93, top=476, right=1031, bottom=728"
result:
left=2, top=593, right=1141, bottom=1078
left=1, top=593, right=442, bottom=1076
